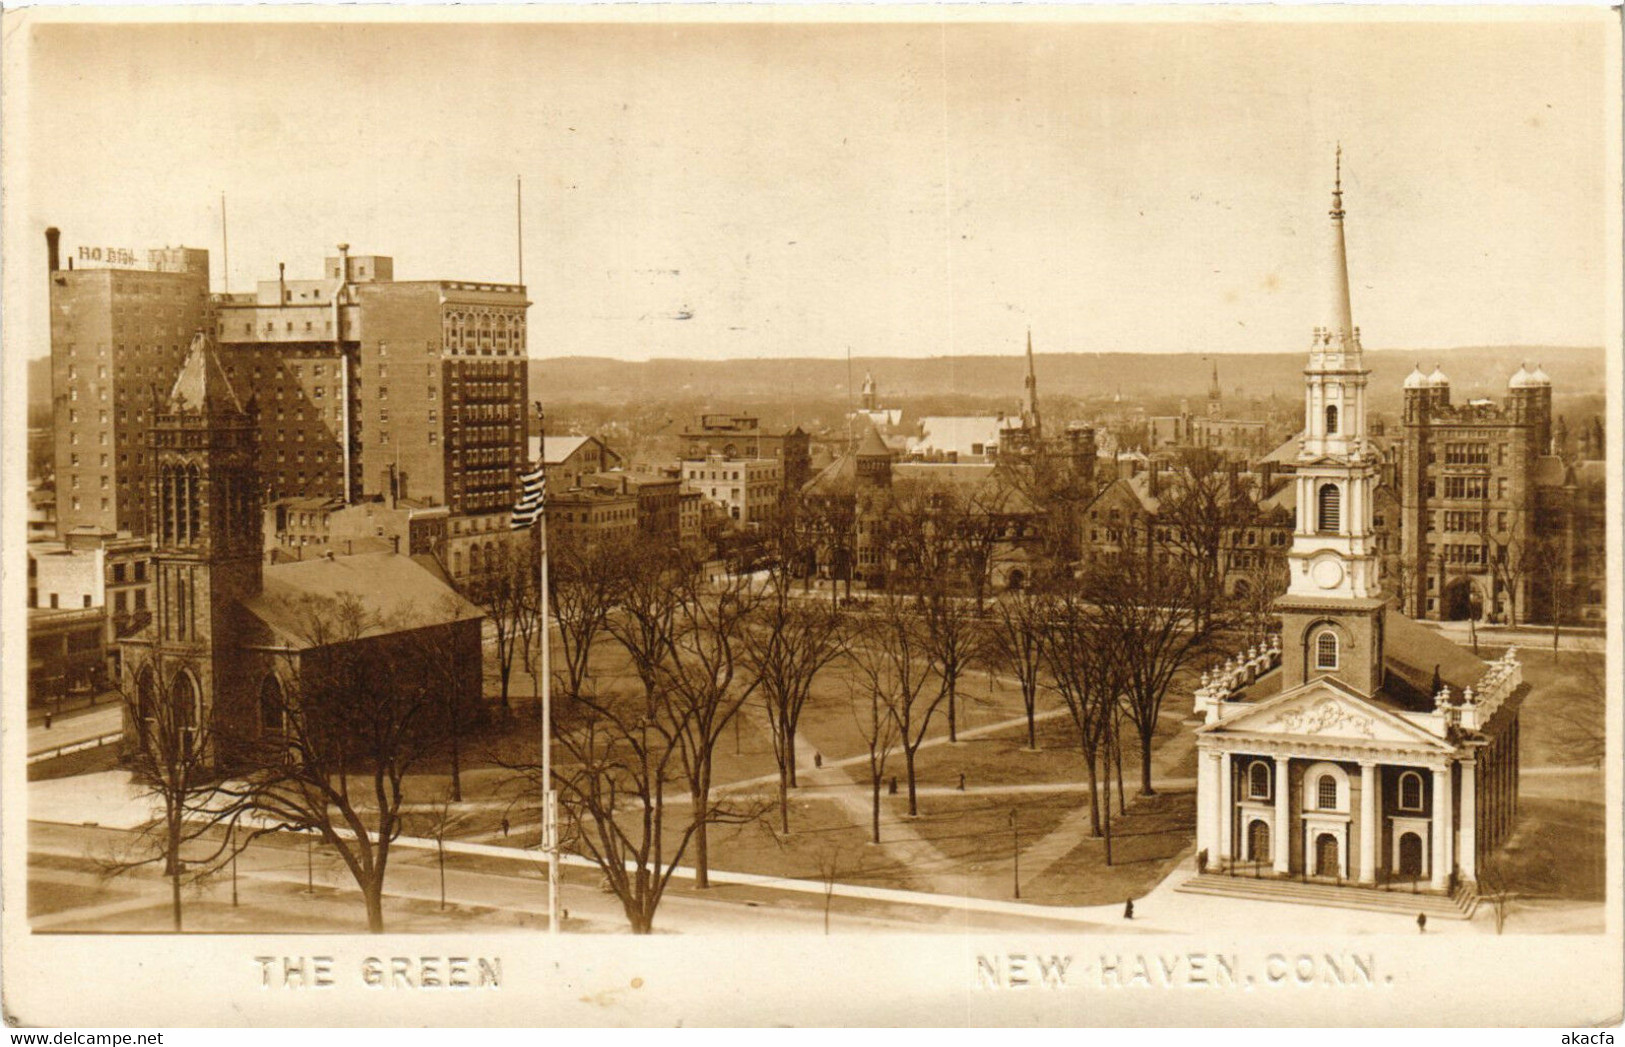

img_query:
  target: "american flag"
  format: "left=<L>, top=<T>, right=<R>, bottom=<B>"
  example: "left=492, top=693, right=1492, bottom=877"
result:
left=511, top=464, right=546, bottom=530
left=512, top=402, right=547, bottom=530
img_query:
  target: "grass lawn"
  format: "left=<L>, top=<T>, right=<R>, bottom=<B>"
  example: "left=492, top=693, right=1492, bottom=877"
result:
left=1496, top=793, right=1606, bottom=903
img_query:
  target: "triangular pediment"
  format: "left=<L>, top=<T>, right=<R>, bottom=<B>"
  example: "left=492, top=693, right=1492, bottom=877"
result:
left=1200, top=676, right=1451, bottom=750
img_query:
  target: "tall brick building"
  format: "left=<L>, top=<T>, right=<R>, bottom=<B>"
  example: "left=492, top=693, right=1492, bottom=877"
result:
left=212, top=245, right=529, bottom=516
left=1398, top=363, right=1601, bottom=624
left=46, top=229, right=212, bottom=536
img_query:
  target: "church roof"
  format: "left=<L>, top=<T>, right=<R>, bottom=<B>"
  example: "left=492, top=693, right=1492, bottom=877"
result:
left=167, top=332, right=245, bottom=417
left=241, top=551, right=483, bottom=649
left=1379, top=607, right=1487, bottom=711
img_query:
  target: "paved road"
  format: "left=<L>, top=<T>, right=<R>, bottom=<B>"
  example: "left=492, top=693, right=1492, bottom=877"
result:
left=28, top=820, right=1110, bottom=935
left=1415, top=621, right=1603, bottom=653
left=27, top=704, right=123, bottom=757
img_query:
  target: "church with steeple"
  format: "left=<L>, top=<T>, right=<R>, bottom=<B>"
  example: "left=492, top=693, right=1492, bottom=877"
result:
left=118, top=333, right=485, bottom=767
left=1185, top=155, right=1525, bottom=911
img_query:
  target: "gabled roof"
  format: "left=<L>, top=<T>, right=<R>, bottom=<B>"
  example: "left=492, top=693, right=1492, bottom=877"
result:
left=1259, top=433, right=1303, bottom=466
left=168, top=332, right=244, bottom=417
left=1380, top=606, right=1486, bottom=710
left=1200, top=673, right=1456, bottom=753
left=528, top=434, right=613, bottom=467
left=240, top=551, right=483, bottom=648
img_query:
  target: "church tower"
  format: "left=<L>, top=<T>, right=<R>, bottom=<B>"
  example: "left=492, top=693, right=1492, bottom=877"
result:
left=860, top=371, right=877, bottom=412
left=1276, top=150, right=1387, bottom=696
left=141, top=331, right=263, bottom=748
left=1207, top=360, right=1223, bottom=420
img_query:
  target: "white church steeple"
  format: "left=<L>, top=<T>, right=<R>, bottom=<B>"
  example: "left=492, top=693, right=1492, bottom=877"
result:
left=1277, top=149, right=1387, bottom=696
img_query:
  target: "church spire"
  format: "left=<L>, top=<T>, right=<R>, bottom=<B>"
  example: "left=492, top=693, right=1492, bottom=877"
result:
left=1324, top=144, right=1357, bottom=351
left=1022, top=328, right=1041, bottom=436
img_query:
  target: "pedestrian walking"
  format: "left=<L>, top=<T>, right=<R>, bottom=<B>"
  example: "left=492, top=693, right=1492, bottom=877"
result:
left=43, top=711, right=53, bottom=729
left=501, top=817, right=510, bottom=838
left=888, top=776, right=898, bottom=795
left=1417, top=912, right=1427, bottom=934
left=1124, top=898, right=1135, bottom=920
left=814, top=752, right=823, bottom=769
left=957, top=773, right=966, bottom=792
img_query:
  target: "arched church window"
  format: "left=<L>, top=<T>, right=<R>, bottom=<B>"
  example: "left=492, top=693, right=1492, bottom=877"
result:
left=259, top=675, right=285, bottom=734
left=1325, top=404, right=1339, bottom=434
left=1399, top=771, right=1424, bottom=811
left=1317, top=483, right=1341, bottom=533
left=171, top=671, right=201, bottom=756
left=1248, top=761, right=1270, bottom=800
left=1317, top=774, right=1338, bottom=810
left=1315, top=630, right=1339, bottom=670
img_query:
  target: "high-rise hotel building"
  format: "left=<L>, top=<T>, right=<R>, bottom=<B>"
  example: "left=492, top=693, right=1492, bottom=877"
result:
left=47, top=230, right=529, bottom=541
left=47, top=229, right=213, bottom=536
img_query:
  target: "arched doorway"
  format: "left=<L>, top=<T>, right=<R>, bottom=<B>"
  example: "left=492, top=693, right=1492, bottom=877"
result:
left=1443, top=577, right=1481, bottom=622
left=1248, top=820, right=1271, bottom=863
left=1398, top=833, right=1424, bottom=879
left=1314, top=833, right=1340, bottom=877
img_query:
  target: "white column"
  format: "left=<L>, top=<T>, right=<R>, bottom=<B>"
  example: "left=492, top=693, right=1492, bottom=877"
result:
left=1273, top=755, right=1291, bottom=874
left=1430, top=763, right=1452, bottom=890
left=1459, top=757, right=1477, bottom=882
left=1358, top=761, right=1377, bottom=883
left=1196, top=749, right=1215, bottom=860
left=1217, top=751, right=1233, bottom=865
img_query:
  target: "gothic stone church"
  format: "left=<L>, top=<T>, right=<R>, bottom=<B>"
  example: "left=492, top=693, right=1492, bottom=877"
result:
left=118, top=333, right=484, bottom=762
left=1190, top=161, right=1525, bottom=897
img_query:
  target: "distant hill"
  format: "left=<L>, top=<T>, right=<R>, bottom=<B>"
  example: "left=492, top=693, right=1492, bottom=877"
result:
left=26, top=345, right=1603, bottom=418
left=528, top=346, right=1604, bottom=413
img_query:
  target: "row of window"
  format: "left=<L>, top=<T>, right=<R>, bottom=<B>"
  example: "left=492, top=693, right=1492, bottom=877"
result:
left=1242, top=760, right=1426, bottom=811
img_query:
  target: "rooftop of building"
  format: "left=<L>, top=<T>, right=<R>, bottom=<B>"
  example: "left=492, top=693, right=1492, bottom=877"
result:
left=240, top=551, right=482, bottom=649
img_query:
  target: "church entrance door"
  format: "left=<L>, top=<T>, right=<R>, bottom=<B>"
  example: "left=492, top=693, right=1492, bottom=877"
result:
left=1398, top=832, right=1424, bottom=879
left=1248, top=820, right=1271, bottom=863
left=1314, top=833, right=1340, bottom=878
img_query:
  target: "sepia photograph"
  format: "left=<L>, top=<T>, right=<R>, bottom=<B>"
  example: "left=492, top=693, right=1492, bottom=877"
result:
left=1, top=3, right=1620, bottom=1029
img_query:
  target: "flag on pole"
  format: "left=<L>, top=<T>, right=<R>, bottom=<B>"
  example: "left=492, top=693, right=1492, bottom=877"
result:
left=511, top=464, right=546, bottom=530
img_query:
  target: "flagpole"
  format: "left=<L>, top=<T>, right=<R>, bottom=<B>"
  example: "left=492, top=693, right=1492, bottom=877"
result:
left=536, top=402, right=559, bottom=935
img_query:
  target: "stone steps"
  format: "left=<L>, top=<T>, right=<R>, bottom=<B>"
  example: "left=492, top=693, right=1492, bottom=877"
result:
left=1176, top=872, right=1479, bottom=920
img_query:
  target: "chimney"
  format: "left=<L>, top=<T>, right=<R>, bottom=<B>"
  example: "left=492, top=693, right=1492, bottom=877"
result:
left=1260, top=459, right=1277, bottom=494
left=45, top=227, right=60, bottom=274
left=278, top=262, right=286, bottom=304
left=336, top=242, right=350, bottom=281
left=1149, top=459, right=1162, bottom=497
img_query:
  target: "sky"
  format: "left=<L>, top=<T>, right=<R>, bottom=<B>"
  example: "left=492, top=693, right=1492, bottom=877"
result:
left=4, top=10, right=1617, bottom=362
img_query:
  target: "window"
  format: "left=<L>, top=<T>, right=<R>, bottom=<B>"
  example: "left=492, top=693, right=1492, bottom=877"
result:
left=1248, top=761, right=1270, bottom=800
left=1317, top=484, right=1341, bottom=533
left=1398, top=771, right=1424, bottom=811
left=1325, top=404, right=1339, bottom=434
left=1317, top=775, right=1338, bottom=810
left=1315, top=630, right=1339, bottom=670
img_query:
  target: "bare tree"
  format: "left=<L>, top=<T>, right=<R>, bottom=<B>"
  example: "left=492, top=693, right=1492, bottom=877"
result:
left=216, top=592, right=479, bottom=933
left=1035, top=583, right=1120, bottom=838
left=660, top=565, right=765, bottom=888
left=848, top=589, right=942, bottom=817
left=742, top=571, right=848, bottom=833
left=546, top=528, right=626, bottom=703
left=472, top=538, right=538, bottom=713
left=111, top=653, right=241, bottom=931
left=987, top=586, right=1048, bottom=750
left=848, top=677, right=901, bottom=844
left=1157, top=448, right=1255, bottom=633
left=423, top=788, right=477, bottom=911
left=424, top=593, right=484, bottom=802
left=1476, top=856, right=1515, bottom=934
left=1089, top=553, right=1205, bottom=797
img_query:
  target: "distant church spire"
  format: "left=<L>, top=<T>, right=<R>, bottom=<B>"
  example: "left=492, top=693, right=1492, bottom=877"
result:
left=1207, top=359, right=1223, bottom=419
left=1022, top=328, right=1042, bottom=436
